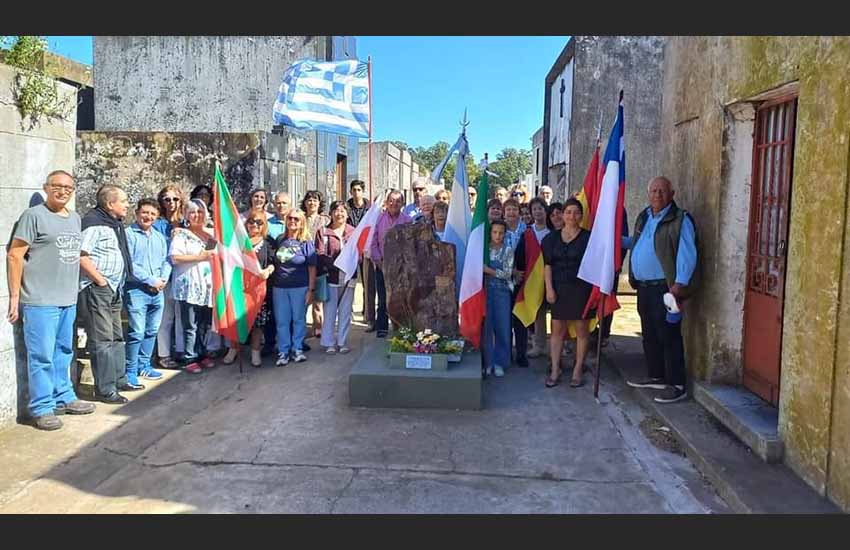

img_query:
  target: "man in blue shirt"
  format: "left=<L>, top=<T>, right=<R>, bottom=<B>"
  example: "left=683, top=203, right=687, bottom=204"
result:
left=125, top=198, right=172, bottom=385
left=622, top=177, right=698, bottom=404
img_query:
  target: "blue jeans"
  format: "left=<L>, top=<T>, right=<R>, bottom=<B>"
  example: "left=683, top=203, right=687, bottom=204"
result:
left=273, top=286, right=308, bottom=356
left=178, top=301, right=212, bottom=363
left=22, top=305, right=78, bottom=418
left=483, top=284, right=512, bottom=370
left=124, top=288, right=165, bottom=381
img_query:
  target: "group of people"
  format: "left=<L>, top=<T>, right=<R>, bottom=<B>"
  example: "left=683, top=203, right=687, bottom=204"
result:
left=7, top=167, right=697, bottom=432
left=6, top=172, right=372, bottom=431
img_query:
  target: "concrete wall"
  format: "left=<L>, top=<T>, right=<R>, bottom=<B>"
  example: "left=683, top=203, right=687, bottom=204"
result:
left=93, top=36, right=322, bottom=133
left=661, top=36, right=850, bottom=511
left=359, top=142, right=408, bottom=202
left=568, top=36, right=666, bottom=230
left=0, top=63, right=78, bottom=428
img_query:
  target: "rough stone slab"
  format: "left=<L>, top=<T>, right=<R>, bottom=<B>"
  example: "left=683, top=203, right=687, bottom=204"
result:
left=349, top=340, right=481, bottom=410
left=606, top=336, right=841, bottom=513
left=694, top=381, right=784, bottom=463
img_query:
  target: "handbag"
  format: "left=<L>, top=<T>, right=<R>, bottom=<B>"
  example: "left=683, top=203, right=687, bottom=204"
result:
left=315, top=273, right=330, bottom=303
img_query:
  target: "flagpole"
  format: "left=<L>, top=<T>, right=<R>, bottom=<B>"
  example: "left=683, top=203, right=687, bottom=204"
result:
left=367, top=56, right=374, bottom=200
left=594, top=295, right=605, bottom=399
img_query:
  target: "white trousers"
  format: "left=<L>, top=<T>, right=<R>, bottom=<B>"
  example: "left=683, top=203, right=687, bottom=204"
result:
left=321, top=284, right=355, bottom=348
left=157, top=287, right=185, bottom=357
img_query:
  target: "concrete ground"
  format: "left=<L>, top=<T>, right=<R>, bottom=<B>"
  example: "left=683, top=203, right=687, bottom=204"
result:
left=0, top=291, right=729, bottom=513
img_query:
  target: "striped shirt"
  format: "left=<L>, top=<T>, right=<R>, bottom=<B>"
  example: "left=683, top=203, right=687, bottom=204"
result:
left=79, top=225, right=126, bottom=292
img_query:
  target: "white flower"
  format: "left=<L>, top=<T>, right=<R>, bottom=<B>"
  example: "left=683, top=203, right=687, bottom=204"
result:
left=424, top=329, right=432, bottom=335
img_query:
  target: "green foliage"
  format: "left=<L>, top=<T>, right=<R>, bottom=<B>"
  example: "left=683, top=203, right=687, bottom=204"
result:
left=487, top=147, right=533, bottom=188
left=388, top=326, right=464, bottom=354
left=1, top=35, right=74, bottom=127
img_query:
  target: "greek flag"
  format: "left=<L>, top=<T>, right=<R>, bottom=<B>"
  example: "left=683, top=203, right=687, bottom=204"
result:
left=273, top=59, right=370, bottom=138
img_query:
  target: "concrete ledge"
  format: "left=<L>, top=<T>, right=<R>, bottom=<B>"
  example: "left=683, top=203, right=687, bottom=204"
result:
left=349, top=340, right=482, bottom=410
left=606, top=336, right=841, bottom=513
left=694, top=381, right=783, bottom=463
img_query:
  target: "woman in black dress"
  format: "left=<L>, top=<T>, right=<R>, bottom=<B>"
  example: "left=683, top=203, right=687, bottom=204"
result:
left=542, top=198, right=593, bottom=388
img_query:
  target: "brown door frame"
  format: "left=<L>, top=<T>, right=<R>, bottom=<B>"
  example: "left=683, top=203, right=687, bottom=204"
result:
left=742, top=94, right=798, bottom=405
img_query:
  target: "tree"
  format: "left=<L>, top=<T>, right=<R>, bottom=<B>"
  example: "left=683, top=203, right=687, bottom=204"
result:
left=487, top=147, right=533, bottom=188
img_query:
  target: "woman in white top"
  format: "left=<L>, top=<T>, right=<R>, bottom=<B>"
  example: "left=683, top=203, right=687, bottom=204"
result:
left=170, top=199, right=217, bottom=374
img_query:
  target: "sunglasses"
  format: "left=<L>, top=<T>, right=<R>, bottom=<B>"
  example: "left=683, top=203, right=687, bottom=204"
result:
left=162, top=197, right=180, bottom=203
left=286, top=216, right=301, bottom=222
left=246, top=219, right=265, bottom=226
left=512, top=192, right=527, bottom=197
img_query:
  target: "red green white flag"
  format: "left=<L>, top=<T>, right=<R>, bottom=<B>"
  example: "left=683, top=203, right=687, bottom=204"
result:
left=211, top=164, right=267, bottom=344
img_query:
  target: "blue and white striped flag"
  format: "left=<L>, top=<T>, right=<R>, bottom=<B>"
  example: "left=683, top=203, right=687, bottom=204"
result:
left=273, top=59, right=370, bottom=138
left=437, top=133, right=472, bottom=295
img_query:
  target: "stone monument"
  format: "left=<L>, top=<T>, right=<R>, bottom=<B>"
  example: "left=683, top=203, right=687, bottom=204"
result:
left=381, top=222, right=459, bottom=336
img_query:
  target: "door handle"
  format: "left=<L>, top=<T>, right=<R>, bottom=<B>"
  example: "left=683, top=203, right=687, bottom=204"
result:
left=778, top=240, right=786, bottom=257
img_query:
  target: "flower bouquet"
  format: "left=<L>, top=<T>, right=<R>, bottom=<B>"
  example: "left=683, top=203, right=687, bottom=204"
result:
left=388, top=327, right=464, bottom=370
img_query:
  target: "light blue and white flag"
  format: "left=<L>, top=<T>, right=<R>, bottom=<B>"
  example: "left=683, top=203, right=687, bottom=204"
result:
left=273, top=59, right=370, bottom=138
left=438, top=133, right=472, bottom=294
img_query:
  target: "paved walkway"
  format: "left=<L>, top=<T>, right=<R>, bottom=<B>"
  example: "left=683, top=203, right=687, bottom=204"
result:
left=0, top=299, right=729, bottom=513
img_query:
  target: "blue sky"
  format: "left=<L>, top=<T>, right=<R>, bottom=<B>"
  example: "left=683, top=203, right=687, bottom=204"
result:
left=45, top=36, right=568, bottom=159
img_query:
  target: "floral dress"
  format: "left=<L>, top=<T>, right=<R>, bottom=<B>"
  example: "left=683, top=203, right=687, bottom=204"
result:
left=252, top=237, right=272, bottom=329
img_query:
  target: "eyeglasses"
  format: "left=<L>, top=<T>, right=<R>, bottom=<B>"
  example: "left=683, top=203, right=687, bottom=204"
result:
left=512, top=192, right=527, bottom=197
left=286, top=216, right=301, bottom=222
left=246, top=219, right=265, bottom=226
left=162, top=197, right=180, bottom=203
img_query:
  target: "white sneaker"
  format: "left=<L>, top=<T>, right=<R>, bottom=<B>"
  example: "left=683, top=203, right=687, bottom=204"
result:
left=326, top=346, right=337, bottom=355
left=223, top=348, right=239, bottom=364
left=276, top=353, right=289, bottom=366
left=293, top=351, right=307, bottom=363
left=338, top=346, right=351, bottom=354
left=494, top=366, right=505, bottom=377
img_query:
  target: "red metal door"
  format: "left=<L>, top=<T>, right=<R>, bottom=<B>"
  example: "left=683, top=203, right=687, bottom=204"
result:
left=743, top=97, right=797, bottom=406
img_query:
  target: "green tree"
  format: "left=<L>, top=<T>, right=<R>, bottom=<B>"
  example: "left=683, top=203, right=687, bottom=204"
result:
left=487, top=147, right=533, bottom=188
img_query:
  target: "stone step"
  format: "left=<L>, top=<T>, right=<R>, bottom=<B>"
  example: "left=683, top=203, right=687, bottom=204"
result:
left=693, top=381, right=783, bottom=463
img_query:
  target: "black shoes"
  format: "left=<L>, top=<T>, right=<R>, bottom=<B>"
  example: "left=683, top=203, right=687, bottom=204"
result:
left=654, top=386, right=687, bottom=404
left=118, top=382, right=145, bottom=392
left=97, top=392, right=129, bottom=405
left=626, top=377, right=666, bottom=390
left=376, top=330, right=387, bottom=338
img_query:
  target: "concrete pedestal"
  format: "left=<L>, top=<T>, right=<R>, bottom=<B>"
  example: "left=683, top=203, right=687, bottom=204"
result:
left=349, top=340, right=482, bottom=410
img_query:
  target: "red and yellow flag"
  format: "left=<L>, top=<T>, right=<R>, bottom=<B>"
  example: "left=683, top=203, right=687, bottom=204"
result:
left=512, top=229, right=545, bottom=327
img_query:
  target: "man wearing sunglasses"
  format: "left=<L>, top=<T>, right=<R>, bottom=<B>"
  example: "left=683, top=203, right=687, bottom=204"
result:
left=402, top=177, right=428, bottom=220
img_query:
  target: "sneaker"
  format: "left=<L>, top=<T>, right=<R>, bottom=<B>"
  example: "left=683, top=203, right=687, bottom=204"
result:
left=140, top=368, right=163, bottom=380
left=223, top=348, right=239, bottom=364
left=200, top=357, right=216, bottom=369
left=33, top=413, right=62, bottom=431
left=654, top=386, right=687, bottom=404
left=55, top=400, right=95, bottom=415
left=158, top=357, right=180, bottom=370
left=494, top=366, right=505, bottom=378
left=293, top=351, right=307, bottom=363
left=627, top=377, right=666, bottom=390
left=276, top=353, right=290, bottom=367
left=338, top=346, right=351, bottom=354
left=251, top=350, right=262, bottom=367
left=185, top=362, right=203, bottom=374
left=302, top=342, right=312, bottom=352
left=326, top=346, right=337, bottom=355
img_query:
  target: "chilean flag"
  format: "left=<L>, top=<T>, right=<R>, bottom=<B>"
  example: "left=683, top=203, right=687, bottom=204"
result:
left=578, top=91, right=626, bottom=316
left=334, top=191, right=387, bottom=284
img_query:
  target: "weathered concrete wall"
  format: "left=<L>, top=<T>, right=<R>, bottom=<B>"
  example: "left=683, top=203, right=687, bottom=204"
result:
left=0, top=63, right=78, bottom=429
left=661, top=36, right=850, bottom=510
left=569, top=36, right=666, bottom=235
left=93, top=36, right=322, bottom=133
left=74, top=132, right=275, bottom=218
left=359, top=142, right=404, bottom=202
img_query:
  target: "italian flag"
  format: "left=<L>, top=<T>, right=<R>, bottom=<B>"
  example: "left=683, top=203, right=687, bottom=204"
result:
left=211, top=164, right=267, bottom=344
left=459, top=172, right=489, bottom=349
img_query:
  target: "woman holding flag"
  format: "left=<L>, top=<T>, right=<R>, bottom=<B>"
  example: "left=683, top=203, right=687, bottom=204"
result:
left=315, top=201, right=355, bottom=355
left=542, top=198, right=593, bottom=388
left=221, top=208, right=275, bottom=367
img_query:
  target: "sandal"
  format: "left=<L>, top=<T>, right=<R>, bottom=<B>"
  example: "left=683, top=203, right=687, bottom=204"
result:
left=570, top=378, right=584, bottom=388
left=545, top=372, right=562, bottom=388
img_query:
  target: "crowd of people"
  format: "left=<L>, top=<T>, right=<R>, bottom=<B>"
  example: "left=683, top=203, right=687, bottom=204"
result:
left=7, top=169, right=697, bottom=432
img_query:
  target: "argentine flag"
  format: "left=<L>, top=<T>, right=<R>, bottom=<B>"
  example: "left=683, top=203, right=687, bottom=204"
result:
left=273, top=59, right=370, bottom=138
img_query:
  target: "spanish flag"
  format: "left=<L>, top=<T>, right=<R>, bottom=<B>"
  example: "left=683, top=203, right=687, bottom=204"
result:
left=512, top=229, right=545, bottom=327
left=575, top=140, right=602, bottom=231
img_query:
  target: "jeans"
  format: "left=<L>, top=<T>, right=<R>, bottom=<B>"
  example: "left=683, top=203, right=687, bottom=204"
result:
left=321, top=284, right=355, bottom=348
left=179, top=301, right=212, bottom=363
left=22, top=304, right=78, bottom=418
left=124, top=288, right=165, bottom=381
left=483, top=285, right=512, bottom=370
left=78, top=284, right=127, bottom=396
left=273, top=286, right=308, bottom=356
left=375, top=267, right=388, bottom=331
left=157, top=286, right=185, bottom=358
left=637, top=284, right=686, bottom=386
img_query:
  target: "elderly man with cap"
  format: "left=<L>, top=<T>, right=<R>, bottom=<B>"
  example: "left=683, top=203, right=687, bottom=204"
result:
left=623, top=176, right=699, bottom=404
left=402, top=177, right=428, bottom=220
